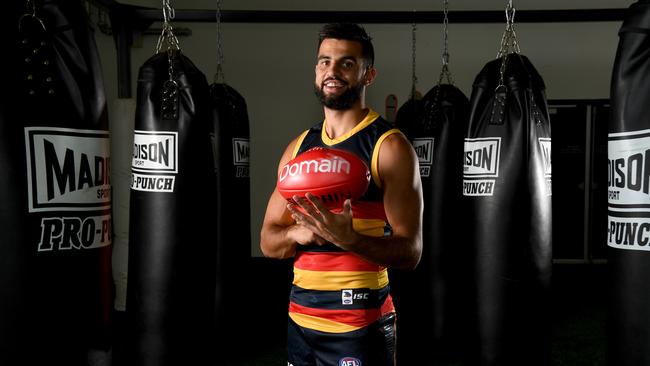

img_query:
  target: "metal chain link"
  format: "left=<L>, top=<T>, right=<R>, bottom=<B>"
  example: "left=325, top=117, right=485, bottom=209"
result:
left=155, top=0, right=181, bottom=56
left=155, top=0, right=180, bottom=120
left=410, top=19, right=418, bottom=99
left=214, top=0, right=225, bottom=83
left=438, top=0, right=453, bottom=85
left=496, top=0, right=520, bottom=91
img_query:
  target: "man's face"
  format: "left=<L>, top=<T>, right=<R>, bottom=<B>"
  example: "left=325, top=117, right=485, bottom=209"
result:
left=314, top=38, right=369, bottom=110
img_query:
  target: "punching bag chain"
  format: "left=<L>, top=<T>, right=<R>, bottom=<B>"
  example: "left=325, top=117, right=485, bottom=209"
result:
left=214, top=0, right=226, bottom=83
left=155, top=0, right=181, bottom=55
left=410, top=18, right=419, bottom=100
left=156, top=0, right=181, bottom=120
left=495, top=0, right=520, bottom=90
left=496, top=0, right=520, bottom=59
left=431, top=0, right=454, bottom=123
left=437, top=0, right=453, bottom=86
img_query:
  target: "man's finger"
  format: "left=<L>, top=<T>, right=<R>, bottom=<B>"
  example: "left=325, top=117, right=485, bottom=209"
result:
left=305, top=193, right=330, bottom=217
left=294, top=194, right=323, bottom=218
left=343, top=199, right=352, bottom=216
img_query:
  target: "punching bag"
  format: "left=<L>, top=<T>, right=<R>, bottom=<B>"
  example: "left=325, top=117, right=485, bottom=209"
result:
left=395, top=94, right=423, bottom=128
left=394, top=83, right=470, bottom=364
left=464, top=53, right=552, bottom=366
left=209, top=82, right=251, bottom=348
left=608, top=2, right=650, bottom=365
left=1, top=1, right=113, bottom=365
left=126, top=49, right=219, bottom=366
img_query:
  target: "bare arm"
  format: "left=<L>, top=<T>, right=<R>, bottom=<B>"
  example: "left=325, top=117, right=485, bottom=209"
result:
left=288, top=133, right=423, bottom=269
left=259, top=138, right=325, bottom=259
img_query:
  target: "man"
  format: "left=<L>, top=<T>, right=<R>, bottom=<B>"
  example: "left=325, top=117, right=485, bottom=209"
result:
left=260, top=23, right=423, bottom=366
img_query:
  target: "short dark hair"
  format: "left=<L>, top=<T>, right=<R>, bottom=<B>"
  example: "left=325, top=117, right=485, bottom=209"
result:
left=317, top=23, right=374, bottom=67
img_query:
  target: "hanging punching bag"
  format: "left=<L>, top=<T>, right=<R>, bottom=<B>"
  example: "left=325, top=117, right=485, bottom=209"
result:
left=1, top=1, right=113, bottom=365
left=608, top=2, right=650, bottom=365
left=464, top=52, right=552, bottom=366
left=126, top=46, right=219, bottom=365
left=209, top=81, right=251, bottom=345
left=395, top=82, right=471, bottom=364
left=395, top=95, right=424, bottom=129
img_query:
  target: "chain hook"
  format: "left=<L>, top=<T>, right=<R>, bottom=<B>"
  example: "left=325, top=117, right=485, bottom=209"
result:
left=162, top=0, right=175, bottom=23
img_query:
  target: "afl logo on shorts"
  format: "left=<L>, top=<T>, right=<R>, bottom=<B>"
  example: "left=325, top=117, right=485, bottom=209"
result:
left=339, top=357, right=362, bottom=366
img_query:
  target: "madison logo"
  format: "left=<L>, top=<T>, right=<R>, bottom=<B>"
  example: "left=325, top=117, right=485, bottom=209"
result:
left=608, top=130, right=650, bottom=204
left=132, top=131, right=178, bottom=193
left=232, top=138, right=250, bottom=165
left=132, top=130, right=177, bottom=173
left=25, top=127, right=111, bottom=212
left=463, top=137, right=501, bottom=196
left=464, top=137, right=501, bottom=176
left=24, top=127, right=112, bottom=252
left=412, top=137, right=434, bottom=177
left=608, top=129, right=650, bottom=251
left=232, top=138, right=250, bottom=178
left=279, top=155, right=351, bottom=182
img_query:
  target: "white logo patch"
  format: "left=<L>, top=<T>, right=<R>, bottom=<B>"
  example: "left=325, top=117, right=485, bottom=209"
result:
left=607, top=129, right=650, bottom=251
left=463, top=137, right=501, bottom=196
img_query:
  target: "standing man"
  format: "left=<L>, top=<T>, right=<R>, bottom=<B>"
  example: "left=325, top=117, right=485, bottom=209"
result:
left=260, top=23, right=423, bottom=366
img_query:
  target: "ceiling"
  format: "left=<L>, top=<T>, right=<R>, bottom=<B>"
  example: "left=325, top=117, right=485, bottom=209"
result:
left=118, top=0, right=637, bottom=12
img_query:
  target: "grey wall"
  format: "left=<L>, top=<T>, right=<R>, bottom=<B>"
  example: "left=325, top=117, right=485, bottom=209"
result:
left=95, top=0, right=635, bottom=257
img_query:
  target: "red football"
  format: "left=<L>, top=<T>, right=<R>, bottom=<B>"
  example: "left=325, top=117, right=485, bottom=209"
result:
left=277, top=147, right=370, bottom=210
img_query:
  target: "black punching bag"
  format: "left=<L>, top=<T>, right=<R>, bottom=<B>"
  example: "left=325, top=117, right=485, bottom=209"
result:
left=126, top=50, right=218, bottom=366
left=395, top=95, right=424, bottom=128
left=464, top=53, right=552, bottom=366
left=394, top=83, right=470, bottom=364
left=608, top=2, right=650, bottom=365
left=1, top=1, right=113, bottom=365
left=209, top=82, right=250, bottom=342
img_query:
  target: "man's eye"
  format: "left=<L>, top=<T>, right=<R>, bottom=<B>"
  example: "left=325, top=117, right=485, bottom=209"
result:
left=342, top=62, right=354, bottom=69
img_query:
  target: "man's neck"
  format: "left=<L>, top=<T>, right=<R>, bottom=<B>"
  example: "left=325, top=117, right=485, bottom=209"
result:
left=323, top=104, right=369, bottom=140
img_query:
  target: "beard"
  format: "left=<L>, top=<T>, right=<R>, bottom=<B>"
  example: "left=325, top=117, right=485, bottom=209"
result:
left=314, top=80, right=363, bottom=110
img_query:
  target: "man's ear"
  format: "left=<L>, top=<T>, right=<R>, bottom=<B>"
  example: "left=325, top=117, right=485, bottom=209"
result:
left=364, top=67, right=377, bottom=86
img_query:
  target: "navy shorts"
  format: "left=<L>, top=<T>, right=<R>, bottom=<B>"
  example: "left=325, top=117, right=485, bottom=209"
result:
left=286, top=312, right=396, bottom=366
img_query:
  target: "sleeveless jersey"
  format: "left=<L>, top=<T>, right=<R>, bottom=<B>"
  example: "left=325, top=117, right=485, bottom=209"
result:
left=288, top=109, right=403, bottom=333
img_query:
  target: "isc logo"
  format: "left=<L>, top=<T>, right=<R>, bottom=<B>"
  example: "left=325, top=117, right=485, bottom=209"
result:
left=341, top=289, right=369, bottom=305
left=339, top=357, right=362, bottom=366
